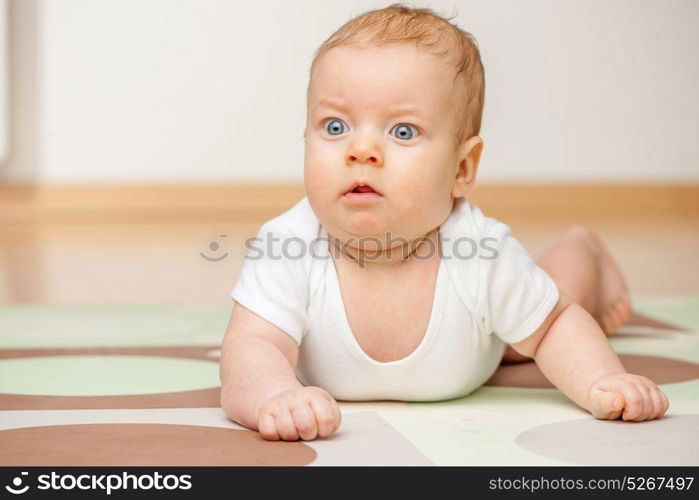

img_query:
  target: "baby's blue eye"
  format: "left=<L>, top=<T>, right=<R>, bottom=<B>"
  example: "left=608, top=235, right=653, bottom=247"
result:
left=324, top=119, right=347, bottom=136
left=391, top=123, right=418, bottom=141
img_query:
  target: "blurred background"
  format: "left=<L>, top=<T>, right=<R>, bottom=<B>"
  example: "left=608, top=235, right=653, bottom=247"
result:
left=0, top=0, right=697, bottom=306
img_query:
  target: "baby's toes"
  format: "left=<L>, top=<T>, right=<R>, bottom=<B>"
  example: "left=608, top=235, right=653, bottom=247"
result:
left=615, top=293, right=632, bottom=326
left=607, top=306, right=624, bottom=333
left=604, top=296, right=630, bottom=334
left=598, top=315, right=613, bottom=335
left=600, top=308, right=620, bottom=335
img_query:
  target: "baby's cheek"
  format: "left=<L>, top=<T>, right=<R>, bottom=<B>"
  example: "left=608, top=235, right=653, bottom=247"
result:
left=305, top=146, right=340, bottom=185
left=306, top=173, right=345, bottom=220
left=305, top=174, right=331, bottom=210
left=395, top=178, right=451, bottom=228
left=397, top=178, right=434, bottom=207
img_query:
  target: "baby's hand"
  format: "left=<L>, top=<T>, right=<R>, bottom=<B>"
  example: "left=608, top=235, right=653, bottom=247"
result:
left=588, top=373, right=669, bottom=421
left=256, top=386, right=342, bottom=441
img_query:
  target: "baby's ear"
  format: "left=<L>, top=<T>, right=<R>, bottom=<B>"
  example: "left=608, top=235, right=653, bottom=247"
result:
left=452, top=136, right=484, bottom=198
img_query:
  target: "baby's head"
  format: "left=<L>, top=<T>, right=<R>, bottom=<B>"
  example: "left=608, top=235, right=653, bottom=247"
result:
left=304, top=3, right=485, bottom=249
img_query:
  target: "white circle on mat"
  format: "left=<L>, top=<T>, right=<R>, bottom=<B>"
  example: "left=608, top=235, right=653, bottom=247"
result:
left=516, top=414, right=699, bottom=466
left=422, top=409, right=506, bottom=424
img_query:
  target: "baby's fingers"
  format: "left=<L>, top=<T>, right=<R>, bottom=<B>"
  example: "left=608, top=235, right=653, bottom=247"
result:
left=291, top=403, right=319, bottom=441
left=660, top=390, right=670, bottom=417
left=274, top=410, right=300, bottom=441
left=647, top=386, right=665, bottom=420
left=590, top=391, right=624, bottom=420
left=258, top=412, right=280, bottom=441
left=643, top=381, right=670, bottom=420
left=309, top=397, right=340, bottom=437
left=331, top=399, right=342, bottom=432
left=633, top=382, right=654, bottom=421
left=618, top=384, right=645, bottom=421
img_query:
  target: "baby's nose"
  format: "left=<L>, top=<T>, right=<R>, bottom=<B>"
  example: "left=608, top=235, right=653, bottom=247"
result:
left=346, top=151, right=383, bottom=167
left=347, top=154, right=378, bottom=163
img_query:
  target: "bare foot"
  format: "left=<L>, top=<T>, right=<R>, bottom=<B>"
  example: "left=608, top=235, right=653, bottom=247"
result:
left=569, top=226, right=632, bottom=335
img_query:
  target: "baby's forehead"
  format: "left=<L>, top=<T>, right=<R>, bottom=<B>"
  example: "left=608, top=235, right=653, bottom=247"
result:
left=310, top=44, right=459, bottom=104
left=320, top=42, right=456, bottom=72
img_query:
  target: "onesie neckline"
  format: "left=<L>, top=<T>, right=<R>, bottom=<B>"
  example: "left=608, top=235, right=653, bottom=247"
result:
left=319, top=224, right=447, bottom=368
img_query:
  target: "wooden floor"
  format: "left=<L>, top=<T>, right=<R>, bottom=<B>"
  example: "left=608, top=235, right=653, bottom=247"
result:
left=0, top=187, right=697, bottom=305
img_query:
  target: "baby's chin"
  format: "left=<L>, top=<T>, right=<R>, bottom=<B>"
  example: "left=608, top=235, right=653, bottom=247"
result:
left=327, top=216, right=425, bottom=247
left=328, top=221, right=385, bottom=241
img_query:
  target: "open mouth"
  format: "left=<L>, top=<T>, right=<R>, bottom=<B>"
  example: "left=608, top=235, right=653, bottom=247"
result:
left=344, top=182, right=382, bottom=197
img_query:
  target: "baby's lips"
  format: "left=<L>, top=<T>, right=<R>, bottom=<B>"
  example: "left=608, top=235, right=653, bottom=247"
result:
left=344, top=181, right=382, bottom=195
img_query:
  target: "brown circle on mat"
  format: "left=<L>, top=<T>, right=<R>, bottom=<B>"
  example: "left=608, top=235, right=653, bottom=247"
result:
left=0, top=345, right=222, bottom=411
left=0, top=423, right=316, bottom=466
left=0, top=387, right=221, bottom=411
left=515, top=414, right=699, bottom=466
left=486, top=354, right=699, bottom=388
left=0, top=345, right=218, bottom=362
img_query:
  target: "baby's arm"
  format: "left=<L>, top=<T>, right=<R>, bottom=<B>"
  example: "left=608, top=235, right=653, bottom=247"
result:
left=219, top=302, right=341, bottom=440
left=509, top=291, right=669, bottom=421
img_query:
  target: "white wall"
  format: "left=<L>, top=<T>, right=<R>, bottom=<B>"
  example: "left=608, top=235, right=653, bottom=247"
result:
left=0, top=1, right=8, bottom=164
left=2, top=0, right=697, bottom=184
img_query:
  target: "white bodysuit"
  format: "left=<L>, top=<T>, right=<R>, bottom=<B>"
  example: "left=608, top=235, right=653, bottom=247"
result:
left=231, top=196, right=559, bottom=402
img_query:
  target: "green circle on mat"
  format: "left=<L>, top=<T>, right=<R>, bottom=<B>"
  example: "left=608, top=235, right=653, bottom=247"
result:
left=0, top=305, right=229, bottom=348
left=0, top=356, right=220, bottom=396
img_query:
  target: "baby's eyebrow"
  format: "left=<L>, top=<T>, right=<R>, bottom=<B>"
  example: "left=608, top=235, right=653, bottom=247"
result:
left=315, top=97, right=349, bottom=111
left=386, top=104, right=425, bottom=117
left=315, top=98, right=427, bottom=119
left=318, top=96, right=344, bottom=103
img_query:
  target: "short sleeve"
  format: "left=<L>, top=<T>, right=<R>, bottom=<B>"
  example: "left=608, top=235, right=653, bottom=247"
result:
left=231, top=221, right=309, bottom=345
left=479, top=217, right=559, bottom=344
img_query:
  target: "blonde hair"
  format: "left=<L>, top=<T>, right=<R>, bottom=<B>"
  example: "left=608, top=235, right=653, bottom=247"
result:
left=307, top=3, right=485, bottom=146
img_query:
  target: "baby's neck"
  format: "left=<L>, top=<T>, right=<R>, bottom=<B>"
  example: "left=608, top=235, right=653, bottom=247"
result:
left=330, top=227, right=440, bottom=269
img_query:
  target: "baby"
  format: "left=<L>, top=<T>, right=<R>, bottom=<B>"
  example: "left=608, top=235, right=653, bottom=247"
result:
left=219, top=4, right=668, bottom=441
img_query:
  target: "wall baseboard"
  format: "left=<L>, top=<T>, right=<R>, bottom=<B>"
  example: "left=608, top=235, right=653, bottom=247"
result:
left=0, top=184, right=697, bottom=224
